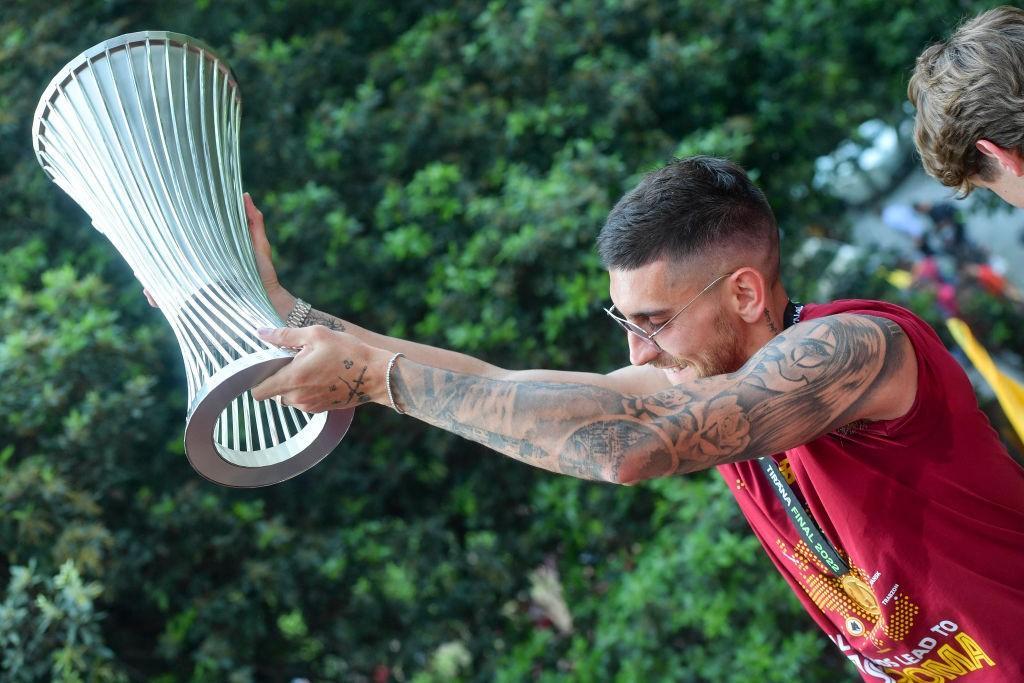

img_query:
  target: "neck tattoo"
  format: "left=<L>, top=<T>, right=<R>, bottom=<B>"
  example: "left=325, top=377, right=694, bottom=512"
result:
left=764, top=309, right=780, bottom=335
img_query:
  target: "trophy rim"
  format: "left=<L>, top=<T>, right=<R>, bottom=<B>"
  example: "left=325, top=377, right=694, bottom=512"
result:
left=184, top=349, right=355, bottom=488
left=32, top=30, right=239, bottom=176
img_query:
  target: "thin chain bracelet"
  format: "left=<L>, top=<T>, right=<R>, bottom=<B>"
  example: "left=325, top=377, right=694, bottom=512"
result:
left=385, top=352, right=406, bottom=415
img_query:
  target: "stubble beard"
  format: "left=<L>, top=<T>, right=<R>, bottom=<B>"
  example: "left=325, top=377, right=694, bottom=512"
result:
left=654, top=311, right=748, bottom=379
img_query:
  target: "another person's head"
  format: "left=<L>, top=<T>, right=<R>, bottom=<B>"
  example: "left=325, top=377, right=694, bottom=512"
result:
left=597, top=156, right=781, bottom=380
left=909, top=6, right=1024, bottom=206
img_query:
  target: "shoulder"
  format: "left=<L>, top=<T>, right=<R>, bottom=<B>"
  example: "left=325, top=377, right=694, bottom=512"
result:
left=801, top=300, right=932, bottom=336
left=779, top=312, right=917, bottom=422
left=796, top=311, right=909, bottom=344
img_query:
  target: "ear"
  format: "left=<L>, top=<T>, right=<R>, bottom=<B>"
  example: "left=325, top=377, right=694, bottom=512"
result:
left=728, top=267, right=768, bottom=324
left=976, top=140, right=1024, bottom=177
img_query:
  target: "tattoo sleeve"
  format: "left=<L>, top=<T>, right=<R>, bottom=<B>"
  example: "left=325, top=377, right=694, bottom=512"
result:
left=302, top=308, right=346, bottom=332
left=390, top=315, right=908, bottom=484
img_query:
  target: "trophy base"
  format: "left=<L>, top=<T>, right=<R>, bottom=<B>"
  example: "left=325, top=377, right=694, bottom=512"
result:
left=184, top=349, right=354, bottom=487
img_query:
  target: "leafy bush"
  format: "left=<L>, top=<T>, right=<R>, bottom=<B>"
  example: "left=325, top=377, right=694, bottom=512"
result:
left=0, top=1, right=1011, bottom=681
left=0, top=560, right=125, bottom=682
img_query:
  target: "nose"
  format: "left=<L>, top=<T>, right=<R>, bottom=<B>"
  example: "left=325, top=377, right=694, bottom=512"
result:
left=627, top=332, right=661, bottom=366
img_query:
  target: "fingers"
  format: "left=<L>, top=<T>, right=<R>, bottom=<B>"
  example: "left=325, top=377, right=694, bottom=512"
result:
left=251, top=368, right=288, bottom=403
left=250, top=326, right=309, bottom=400
left=244, top=192, right=282, bottom=293
left=250, top=325, right=347, bottom=407
left=143, top=288, right=158, bottom=308
left=251, top=385, right=274, bottom=403
left=243, top=191, right=261, bottom=225
left=256, top=325, right=307, bottom=349
left=244, top=192, right=270, bottom=250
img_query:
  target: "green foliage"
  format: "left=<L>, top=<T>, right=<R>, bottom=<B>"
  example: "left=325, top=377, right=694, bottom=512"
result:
left=0, top=239, right=172, bottom=499
left=0, top=560, right=126, bottom=682
left=0, top=0, right=1014, bottom=681
left=494, top=474, right=846, bottom=681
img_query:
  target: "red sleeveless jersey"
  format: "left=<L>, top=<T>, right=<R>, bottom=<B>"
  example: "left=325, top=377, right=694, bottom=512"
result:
left=717, top=299, right=1024, bottom=681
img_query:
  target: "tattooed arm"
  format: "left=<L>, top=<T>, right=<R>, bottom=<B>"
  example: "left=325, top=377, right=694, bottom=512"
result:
left=242, top=198, right=916, bottom=480
left=287, top=304, right=673, bottom=395
left=388, top=314, right=916, bottom=484
left=250, top=320, right=674, bottom=418
left=245, top=193, right=675, bottom=406
left=244, top=190, right=672, bottom=395
left=251, top=315, right=914, bottom=483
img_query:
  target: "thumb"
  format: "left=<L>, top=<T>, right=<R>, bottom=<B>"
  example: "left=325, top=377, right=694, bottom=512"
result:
left=244, top=192, right=273, bottom=254
left=257, top=326, right=305, bottom=348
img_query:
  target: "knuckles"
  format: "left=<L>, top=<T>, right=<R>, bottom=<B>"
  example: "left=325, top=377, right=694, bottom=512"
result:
left=306, top=324, right=332, bottom=342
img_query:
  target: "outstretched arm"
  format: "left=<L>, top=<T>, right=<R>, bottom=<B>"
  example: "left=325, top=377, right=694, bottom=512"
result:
left=241, top=193, right=671, bottom=396
left=252, top=314, right=916, bottom=484
left=388, top=313, right=915, bottom=482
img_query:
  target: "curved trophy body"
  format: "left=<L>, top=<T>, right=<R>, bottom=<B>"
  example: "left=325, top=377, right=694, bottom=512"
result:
left=32, top=31, right=353, bottom=487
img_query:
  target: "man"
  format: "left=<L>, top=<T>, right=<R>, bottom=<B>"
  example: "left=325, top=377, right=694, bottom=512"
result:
left=248, top=157, right=1023, bottom=680
left=909, top=5, right=1024, bottom=207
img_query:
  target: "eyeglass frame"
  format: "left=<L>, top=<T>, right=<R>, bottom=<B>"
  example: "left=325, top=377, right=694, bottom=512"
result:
left=603, top=270, right=736, bottom=351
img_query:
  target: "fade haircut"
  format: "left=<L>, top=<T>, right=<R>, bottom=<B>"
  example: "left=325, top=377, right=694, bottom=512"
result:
left=597, top=156, right=780, bottom=282
left=909, top=6, right=1024, bottom=195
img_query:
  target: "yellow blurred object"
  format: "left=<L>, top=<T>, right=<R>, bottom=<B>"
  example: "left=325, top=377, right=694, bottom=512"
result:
left=886, top=269, right=914, bottom=290
left=947, top=318, right=1024, bottom=443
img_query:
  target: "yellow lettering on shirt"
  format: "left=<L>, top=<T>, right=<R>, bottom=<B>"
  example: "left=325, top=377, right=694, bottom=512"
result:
left=919, top=643, right=976, bottom=678
left=952, top=632, right=995, bottom=668
left=886, top=631, right=996, bottom=682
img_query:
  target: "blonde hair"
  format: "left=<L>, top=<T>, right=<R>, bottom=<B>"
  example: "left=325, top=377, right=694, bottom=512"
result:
left=908, top=6, right=1024, bottom=195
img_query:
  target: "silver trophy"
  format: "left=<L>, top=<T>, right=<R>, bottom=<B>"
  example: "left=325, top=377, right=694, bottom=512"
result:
left=31, top=31, right=353, bottom=487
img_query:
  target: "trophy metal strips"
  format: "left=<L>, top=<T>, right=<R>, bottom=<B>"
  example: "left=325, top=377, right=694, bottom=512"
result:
left=33, top=31, right=353, bottom=487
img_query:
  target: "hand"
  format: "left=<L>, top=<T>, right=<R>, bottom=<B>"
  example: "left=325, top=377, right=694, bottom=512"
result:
left=243, top=192, right=296, bottom=316
left=250, top=325, right=390, bottom=413
left=142, top=192, right=296, bottom=317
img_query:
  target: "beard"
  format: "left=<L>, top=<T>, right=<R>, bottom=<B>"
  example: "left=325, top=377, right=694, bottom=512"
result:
left=653, top=311, right=747, bottom=379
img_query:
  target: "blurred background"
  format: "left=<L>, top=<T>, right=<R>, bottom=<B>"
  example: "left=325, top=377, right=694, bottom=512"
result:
left=2, top=1, right=1022, bottom=681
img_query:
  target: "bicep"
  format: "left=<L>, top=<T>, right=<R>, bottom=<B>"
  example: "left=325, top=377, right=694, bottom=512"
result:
left=618, top=314, right=915, bottom=479
left=724, top=313, right=915, bottom=457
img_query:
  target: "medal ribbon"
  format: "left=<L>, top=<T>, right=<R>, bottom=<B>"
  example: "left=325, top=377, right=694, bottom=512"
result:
left=755, top=456, right=849, bottom=576
left=757, top=300, right=850, bottom=577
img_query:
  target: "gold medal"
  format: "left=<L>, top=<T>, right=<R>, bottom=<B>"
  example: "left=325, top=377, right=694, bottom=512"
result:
left=840, top=574, right=881, bottom=619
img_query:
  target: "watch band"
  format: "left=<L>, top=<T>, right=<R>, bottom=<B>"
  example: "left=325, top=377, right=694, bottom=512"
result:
left=284, top=298, right=311, bottom=328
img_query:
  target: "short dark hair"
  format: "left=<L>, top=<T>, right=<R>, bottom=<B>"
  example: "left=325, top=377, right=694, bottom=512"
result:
left=597, top=156, right=780, bottom=280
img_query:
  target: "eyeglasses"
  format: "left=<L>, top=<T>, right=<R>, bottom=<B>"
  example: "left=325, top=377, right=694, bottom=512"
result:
left=604, top=271, right=735, bottom=351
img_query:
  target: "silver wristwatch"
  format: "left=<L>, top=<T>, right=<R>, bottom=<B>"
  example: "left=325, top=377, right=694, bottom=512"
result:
left=284, top=298, right=312, bottom=328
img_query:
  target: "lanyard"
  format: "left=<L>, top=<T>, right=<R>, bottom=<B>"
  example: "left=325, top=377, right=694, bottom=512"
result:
left=756, top=301, right=850, bottom=577
left=755, top=456, right=849, bottom=575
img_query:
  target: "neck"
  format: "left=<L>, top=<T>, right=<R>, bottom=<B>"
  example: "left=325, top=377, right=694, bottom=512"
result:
left=745, top=286, right=792, bottom=357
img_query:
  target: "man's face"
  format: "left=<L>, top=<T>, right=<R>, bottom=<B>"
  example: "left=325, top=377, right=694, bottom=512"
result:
left=608, top=260, right=748, bottom=383
left=969, top=165, right=1024, bottom=208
